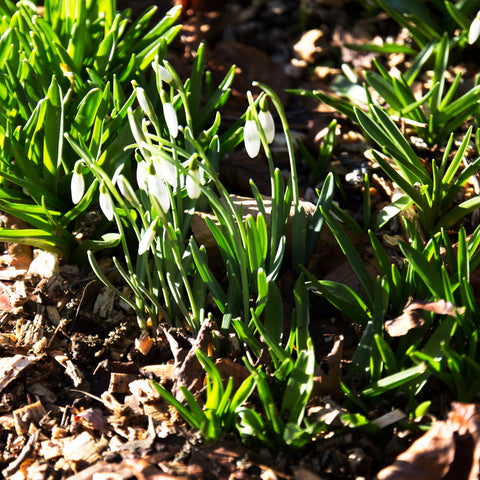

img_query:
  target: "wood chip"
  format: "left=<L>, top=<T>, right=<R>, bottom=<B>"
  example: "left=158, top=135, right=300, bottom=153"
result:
left=27, top=250, right=59, bottom=278
left=65, top=461, right=133, bottom=480
left=0, top=354, right=38, bottom=393
left=93, top=287, right=116, bottom=318
left=129, top=379, right=162, bottom=403
left=62, top=431, right=105, bottom=463
left=139, top=364, right=176, bottom=381
left=108, top=373, right=138, bottom=394
left=45, top=305, right=61, bottom=327
left=135, top=331, right=154, bottom=356
left=51, top=351, right=84, bottom=387
left=13, top=399, right=47, bottom=434
left=372, top=409, right=407, bottom=429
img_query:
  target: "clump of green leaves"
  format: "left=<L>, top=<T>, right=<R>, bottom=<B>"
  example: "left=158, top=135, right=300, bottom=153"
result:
left=364, top=0, right=478, bottom=49
left=364, top=35, right=480, bottom=145
left=356, top=106, right=480, bottom=236
left=0, top=1, right=181, bottom=258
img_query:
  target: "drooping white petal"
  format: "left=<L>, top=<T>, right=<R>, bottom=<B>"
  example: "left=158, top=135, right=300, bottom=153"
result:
left=138, top=219, right=157, bottom=255
left=259, top=110, right=275, bottom=144
left=152, top=61, right=173, bottom=84
left=137, top=161, right=147, bottom=190
left=163, top=102, right=179, bottom=138
left=146, top=169, right=170, bottom=213
left=153, top=155, right=177, bottom=188
left=186, top=168, right=201, bottom=199
left=71, top=170, right=85, bottom=204
left=244, top=119, right=261, bottom=158
left=469, top=14, right=480, bottom=44
left=99, top=184, right=115, bottom=221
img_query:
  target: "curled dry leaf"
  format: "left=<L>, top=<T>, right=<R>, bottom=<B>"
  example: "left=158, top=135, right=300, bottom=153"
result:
left=214, top=357, right=250, bottom=391
left=377, top=402, right=480, bottom=480
left=312, top=335, right=343, bottom=397
left=163, top=318, right=214, bottom=401
left=385, top=300, right=466, bottom=337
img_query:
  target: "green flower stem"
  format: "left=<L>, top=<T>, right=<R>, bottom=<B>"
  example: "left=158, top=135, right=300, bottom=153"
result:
left=164, top=61, right=194, bottom=128
left=86, top=159, right=174, bottom=326
left=184, top=131, right=251, bottom=322
left=253, top=81, right=299, bottom=206
left=159, top=209, right=201, bottom=332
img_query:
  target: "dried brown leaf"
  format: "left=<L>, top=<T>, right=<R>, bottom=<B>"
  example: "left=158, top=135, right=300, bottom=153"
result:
left=214, top=357, right=250, bottom=391
left=377, top=402, right=480, bottom=480
left=312, top=335, right=343, bottom=396
left=165, top=318, right=214, bottom=401
left=385, top=300, right=465, bottom=337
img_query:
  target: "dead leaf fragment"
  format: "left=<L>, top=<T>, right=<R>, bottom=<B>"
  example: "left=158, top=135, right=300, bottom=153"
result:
left=293, top=29, right=328, bottom=63
left=377, top=402, right=480, bottom=480
left=385, top=300, right=465, bottom=337
left=164, top=319, right=214, bottom=401
left=312, top=335, right=343, bottom=396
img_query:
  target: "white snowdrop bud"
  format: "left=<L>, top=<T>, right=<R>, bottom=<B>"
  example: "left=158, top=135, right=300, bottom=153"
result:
left=244, top=118, right=261, bottom=158
left=138, top=219, right=158, bottom=255
left=163, top=102, right=179, bottom=138
left=186, top=166, right=201, bottom=199
left=469, top=13, right=480, bottom=44
left=71, top=161, right=85, bottom=204
left=146, top=163, right=170, bottom=213
left=259, top=109, right=275, bottom=144
left=99, top=182, right=115, bottom=221
left=152, top=60, right=173, bottom=84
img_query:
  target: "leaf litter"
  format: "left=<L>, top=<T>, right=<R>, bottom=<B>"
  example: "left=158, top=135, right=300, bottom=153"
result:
left=1, top=0, right=480, bottom=479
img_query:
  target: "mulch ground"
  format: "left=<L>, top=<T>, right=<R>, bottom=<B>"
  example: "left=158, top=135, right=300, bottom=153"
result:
left=1, top=1, right=479, bottom=479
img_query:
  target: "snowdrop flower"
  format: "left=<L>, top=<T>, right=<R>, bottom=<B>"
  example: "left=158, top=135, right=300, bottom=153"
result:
left=99, top=182, right=115, bottom=221
left=244, top=111, right=261, bottom=158
left=146, top=162, right=170, bottom=213
left=138, top=218, right=158, bottom=255
left=152, top=58, right=173, bottom=84
left=137, top=161, right=147, bottom=191
left=153, top=154, right=177, bottom=188
left=259, top=97, right=275, bottom=144
left=469, top=12, right=480, bottom=44
left=163, top=102, right=179, bottom=138
left=186, top=158, right=201, bottom=199
left=71, top=161, right=85, bottom=204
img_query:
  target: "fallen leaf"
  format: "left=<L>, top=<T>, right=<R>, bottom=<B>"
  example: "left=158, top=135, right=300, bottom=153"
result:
left=123, top=457, right=189, bottom=480
left=214, top=357, right=250, bottom=391
left=385, top=300, right=465, bottom=337
left=164, top=318, right=214, bottom=401
left=377, top=402, right=480, bottom=480
left=313, top=335, right=343, bottom=396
